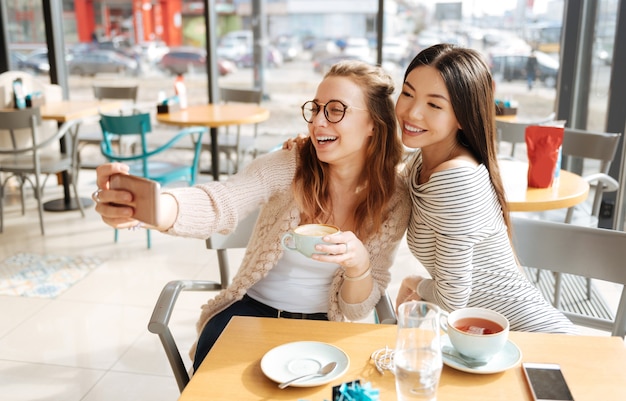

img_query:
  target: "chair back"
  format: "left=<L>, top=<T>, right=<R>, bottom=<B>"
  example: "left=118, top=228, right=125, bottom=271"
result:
left=219, top=87, right=263, bottom=105
left=99, top=112, right=152, bottom=136
left=496, top=120, right=530, bottom=158
left=99, top=111, right=151, bottom=155
left=561, top=128, right=621, bottom=174
left=496, top=114, right=557, bottom=159
left=0, top=107, right=41, bottom=132
left=99, top=112, right=154, bottom=180
left=0, top=107, right=42, bottom=154
left=93, top=84, right=139, bottom=102
left=206, top=208, right=261, bottom=288
left=511, top=216, right=626, bottom=337
left=561, top=129, right=622, bottom=221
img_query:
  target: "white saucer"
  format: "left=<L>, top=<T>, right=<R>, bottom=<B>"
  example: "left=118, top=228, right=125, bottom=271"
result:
left=260, top=341, right=350, bottom=387
left=441, top=335, right=522, bottom=374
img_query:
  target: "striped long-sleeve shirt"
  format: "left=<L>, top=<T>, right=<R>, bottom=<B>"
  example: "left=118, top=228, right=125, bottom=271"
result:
left=406, top=150, right=575, bottom=334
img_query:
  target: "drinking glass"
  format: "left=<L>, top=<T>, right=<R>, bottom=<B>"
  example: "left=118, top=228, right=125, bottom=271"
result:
left=394, top=301, right=443, bottom=401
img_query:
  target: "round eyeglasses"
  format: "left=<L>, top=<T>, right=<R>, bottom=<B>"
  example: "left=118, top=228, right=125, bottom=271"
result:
left=301, top=100, right=367, bottom=124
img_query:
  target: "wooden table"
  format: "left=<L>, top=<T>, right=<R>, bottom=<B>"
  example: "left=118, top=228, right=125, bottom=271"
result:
left=156, top=103, right=270, bottom=181
left=179, top=316, right=626, bottom=401
left=499, top=159, right=590, bottom=212
left=40, top=99, right=122, bottom=211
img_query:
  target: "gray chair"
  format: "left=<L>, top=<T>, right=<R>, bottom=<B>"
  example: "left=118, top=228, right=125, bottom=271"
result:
left=533, top=128, right=622, bottom=306
left=496, top=113, right=556, bottom=159
left=77, top=84, right=140, bottom=167
left=148, top=207, right=396, bottom=392
left=561, top=128, right=622, bottom=226
left=496, top=119, right=530, bottom=159
left=0, top=107, right=85, bottom=235
left=202, top=87, right=263, bottom=175
left=511, top=216, right=626, bottom=338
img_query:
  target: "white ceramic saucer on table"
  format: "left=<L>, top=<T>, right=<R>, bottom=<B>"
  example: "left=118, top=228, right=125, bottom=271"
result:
left=441, top=334, right=522, bottom=374
left=260, top=341, right=350, bottom=387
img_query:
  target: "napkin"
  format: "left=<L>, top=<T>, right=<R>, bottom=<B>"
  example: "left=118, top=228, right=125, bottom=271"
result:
left=525, top=125, right=564, bottom=188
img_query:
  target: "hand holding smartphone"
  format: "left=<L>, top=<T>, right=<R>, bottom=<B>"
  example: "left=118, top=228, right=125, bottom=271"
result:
left=109, top=174, right=161, bottom=226
left=523, top=363, right=574, bottom=401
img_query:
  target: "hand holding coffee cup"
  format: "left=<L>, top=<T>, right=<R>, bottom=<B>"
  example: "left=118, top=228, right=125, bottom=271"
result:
left=442, top=307, right=509, bottom=363
left=281, top=224, right=340, bottom=258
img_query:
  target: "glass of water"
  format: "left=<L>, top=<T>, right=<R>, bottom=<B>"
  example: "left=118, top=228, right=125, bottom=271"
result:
left=394, top=301, right=443, bottom=401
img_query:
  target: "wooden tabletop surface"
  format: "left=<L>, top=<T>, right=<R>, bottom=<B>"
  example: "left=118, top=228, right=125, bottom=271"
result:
left=499, top=159, right=590, bottom=212
left=179, top=316, right=626, bottom=401
left=40, top=99, right=123, bottom=122
left=155, top=103, right=270, bottom=127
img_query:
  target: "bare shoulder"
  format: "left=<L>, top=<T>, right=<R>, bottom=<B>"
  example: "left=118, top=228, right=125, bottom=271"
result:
left=433, top=153, right=478, bottom=173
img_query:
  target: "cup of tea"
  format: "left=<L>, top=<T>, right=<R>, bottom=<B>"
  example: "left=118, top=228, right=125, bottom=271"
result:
left=281, top=224, right=340, bottom=258
left=442, top=307, right=509, bottom=362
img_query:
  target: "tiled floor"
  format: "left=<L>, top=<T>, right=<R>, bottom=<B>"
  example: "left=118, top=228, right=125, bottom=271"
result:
left=0, top=168, right=621, bottom=401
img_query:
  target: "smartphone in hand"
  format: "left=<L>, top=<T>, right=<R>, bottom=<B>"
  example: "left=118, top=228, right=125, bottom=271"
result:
left=109, top=174, right=160, bottom=226
left=523, top=362, right=574, bottom=401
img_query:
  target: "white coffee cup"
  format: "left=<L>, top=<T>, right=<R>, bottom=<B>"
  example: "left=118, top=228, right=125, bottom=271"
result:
left=281, top=224, right=340, bottom=258
left=442, top=307, right=509, bottom=362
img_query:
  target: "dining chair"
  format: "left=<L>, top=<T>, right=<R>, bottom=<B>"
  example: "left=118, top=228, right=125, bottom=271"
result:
left=201, top=87, right=263, bottom=175
left=77, top=84, right=140, bottom=168
left=496, top=113, right=555, bottom=160
left=510, top=216, right=626, bottom=338
left=532, top=128, right=622, bottom=307
left=99, top=111, right=206, bottom=248
left=148, top=207, right=396, bottom=392
left=496, top=119, right=529, bottom=159
left=561, top=128, right=621, bottom=226
left=0, top=107, right=85, bottom=235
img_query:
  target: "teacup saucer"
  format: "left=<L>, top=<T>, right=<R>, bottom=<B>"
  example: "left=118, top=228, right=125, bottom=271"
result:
left=441, top=334, right=522, bottom=374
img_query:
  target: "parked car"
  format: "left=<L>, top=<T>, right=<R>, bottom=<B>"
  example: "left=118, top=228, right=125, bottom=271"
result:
left=133, top=40, right=169, bottom=64
left=382, top=37, right=410, bottom=65
left=96, top=37, right=140, bottom=60
left=157, top=47, right=236, bottom=76
left=232, top=47, right=283, bottom=69
left=68, top=50, right=138, bottom=76
left=217, top=38, right=249, bottom=61
left=310, top=39, right=341, bottom=62
left=17, top=48, right=74, bottom=75
left=10, top=51, right=26, bottom=71
left=313, top=54, right=367, bottom=75
left=20, top=49, right=52, bottom=74
left=489, top=51, right=559, bottom=88
left=342, top=37, right=372, bottom=62
left=274, top=35, right=302, bottom=62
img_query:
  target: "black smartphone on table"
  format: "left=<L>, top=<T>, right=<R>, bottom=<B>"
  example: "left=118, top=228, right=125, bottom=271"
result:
left=522, top=362, right=575, bottom=401
left=109, top=174, right=160, bottom=226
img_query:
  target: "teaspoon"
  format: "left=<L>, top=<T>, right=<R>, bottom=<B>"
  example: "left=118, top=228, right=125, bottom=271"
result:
left=442, top=346, right=488, bottom=369
left=278, top=361, right=337, bottom=389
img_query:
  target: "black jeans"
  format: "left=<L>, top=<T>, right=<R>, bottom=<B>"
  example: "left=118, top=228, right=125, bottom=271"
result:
left=192, top=295, right=328, bottom=372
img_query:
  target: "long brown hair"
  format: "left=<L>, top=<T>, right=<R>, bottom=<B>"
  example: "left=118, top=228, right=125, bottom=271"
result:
left=293, top=60, right=402, bottom=239
left=404, top=44, right=511, bottom=235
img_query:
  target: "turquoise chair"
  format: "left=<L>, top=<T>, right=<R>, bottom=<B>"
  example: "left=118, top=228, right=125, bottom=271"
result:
left=99, top=111, right=206, bottom=248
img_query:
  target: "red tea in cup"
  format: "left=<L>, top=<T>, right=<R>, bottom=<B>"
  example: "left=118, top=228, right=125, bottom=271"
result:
left=454, top=317, right=504, bottom=335
left=444, top=307, right=510, bottom=362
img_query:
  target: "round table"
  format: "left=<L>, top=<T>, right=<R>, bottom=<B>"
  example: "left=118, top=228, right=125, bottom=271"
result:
left=156, top=103, right=270, bottom=180
left=498, top=159, right=590, bottom=212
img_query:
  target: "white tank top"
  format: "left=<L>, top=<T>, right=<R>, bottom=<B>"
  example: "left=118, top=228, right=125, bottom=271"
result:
left=247, top=248, right=339, bottom=313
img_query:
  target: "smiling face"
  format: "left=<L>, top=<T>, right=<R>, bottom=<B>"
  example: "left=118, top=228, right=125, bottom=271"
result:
left=395, top=65, right=461, bottom=153
left=307, top=76, right=373, bottom=167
